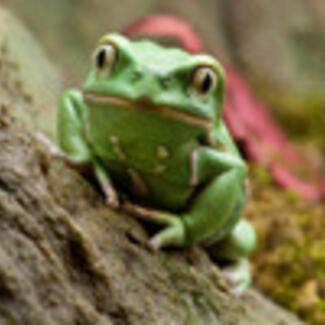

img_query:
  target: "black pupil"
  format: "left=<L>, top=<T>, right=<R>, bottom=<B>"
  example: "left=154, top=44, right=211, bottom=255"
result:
left=97, top=49, right=106, bottom=68
left=201, top=72, right=213, bottom=93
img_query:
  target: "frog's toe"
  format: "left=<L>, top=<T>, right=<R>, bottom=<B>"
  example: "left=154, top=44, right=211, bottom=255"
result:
left=148, top=218, right=186, bottom=250
left=148, top=236, right=163, bottom=252
left=222, top=258, right=252, bottom=296
left=105, top=193, right=120, bottom=210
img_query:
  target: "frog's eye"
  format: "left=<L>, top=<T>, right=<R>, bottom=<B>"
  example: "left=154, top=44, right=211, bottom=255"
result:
left=93, top=44, right=117, bottom=77
left=190, top=67, right=218, bottom=98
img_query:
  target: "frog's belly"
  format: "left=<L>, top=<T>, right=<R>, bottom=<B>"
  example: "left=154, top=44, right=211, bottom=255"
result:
left=107, top=162, right=195, bottom=211
left=87, top=104, right=202, bottom=210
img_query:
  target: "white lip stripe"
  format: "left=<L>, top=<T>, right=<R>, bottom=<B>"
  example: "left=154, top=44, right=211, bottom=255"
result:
left=83, top=93, right=214, bottom=130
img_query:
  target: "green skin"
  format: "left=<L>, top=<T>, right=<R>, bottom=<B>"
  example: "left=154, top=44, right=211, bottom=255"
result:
left=57, top=33, right=256, bottom=293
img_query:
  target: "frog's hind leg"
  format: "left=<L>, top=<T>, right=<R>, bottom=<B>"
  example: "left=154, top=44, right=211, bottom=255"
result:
left=208, top=219, right=256, bottom=295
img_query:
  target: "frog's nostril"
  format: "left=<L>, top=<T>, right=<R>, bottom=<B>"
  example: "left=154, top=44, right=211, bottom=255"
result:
left=160, top=77, right=171, bottom=89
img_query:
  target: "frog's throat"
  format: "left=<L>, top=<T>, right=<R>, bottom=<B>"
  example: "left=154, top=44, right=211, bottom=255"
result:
left=83, top=92, right=214, bottom=130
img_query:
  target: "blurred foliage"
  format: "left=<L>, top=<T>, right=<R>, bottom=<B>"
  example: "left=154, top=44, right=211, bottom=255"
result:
left=275, top=95, right=325, bottom=155
left=253, top=81, right=325, bottom=155
left=248, top=167, right=325, bottom=324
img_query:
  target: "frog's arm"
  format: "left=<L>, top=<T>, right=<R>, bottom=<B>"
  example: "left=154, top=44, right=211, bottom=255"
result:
left=57, top=89, right=92, bottom=164
left=129, top=142, right=248, bottom=250
left=58, top=89, right=119, bottom=208
left=183, top=146, right=248, bottom=245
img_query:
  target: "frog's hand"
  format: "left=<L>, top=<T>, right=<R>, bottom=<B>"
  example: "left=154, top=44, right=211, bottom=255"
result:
left=183, top=147, right=255, bottom=293
left=57, top=89, right=92, bottom=164
left=93, top=159, right=119, bottom=209
left=121, top=202, right=185, bottom=250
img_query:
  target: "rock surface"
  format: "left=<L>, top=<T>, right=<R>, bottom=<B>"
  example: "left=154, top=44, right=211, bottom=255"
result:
left=0, top=7, right=61, bottom=140
left=0, top=5, right=304, bottom=325
left=0, top=118, right=303, bottom=324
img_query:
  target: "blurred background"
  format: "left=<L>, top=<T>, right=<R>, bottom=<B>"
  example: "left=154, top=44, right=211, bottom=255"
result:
left=1, top=0, right=324, bottom=323
left=2, top=0, right=325, bottom=150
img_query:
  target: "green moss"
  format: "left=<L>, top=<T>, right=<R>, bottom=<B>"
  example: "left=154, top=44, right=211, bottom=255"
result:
left=248, top=166, right=325, bottom=324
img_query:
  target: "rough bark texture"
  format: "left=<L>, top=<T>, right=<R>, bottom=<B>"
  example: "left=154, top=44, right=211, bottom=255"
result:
left=0, top=6, right=303, bottom=325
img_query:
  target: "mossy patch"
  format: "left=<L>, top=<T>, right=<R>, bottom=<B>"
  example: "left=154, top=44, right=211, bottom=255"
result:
left=248, top=166, right=325, bottom=324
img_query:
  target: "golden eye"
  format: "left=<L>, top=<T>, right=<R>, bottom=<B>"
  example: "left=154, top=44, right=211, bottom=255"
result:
left=190, top=67, right=218, bottom=98
left=93, top=44, right=117, bottom=77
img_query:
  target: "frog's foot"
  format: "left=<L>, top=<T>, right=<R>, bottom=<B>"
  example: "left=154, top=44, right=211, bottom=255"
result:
left=206, top=220, right=256, bottom=294
left=222, top=258, right=251, bottom=296
left=104, top=186, right=120, bottom=210
left=149, top=216, right=185, bottom=251
left=36, top=132, right=63, bottom=157
left=91, top=171, right=120, bottom=209
left=36, top=133, right=93, bottom=173
left=122, top=202, right=186, bottom=250
left=122, top=201, right=161, bottom=221
left=92, top=160, right=120, bottom=210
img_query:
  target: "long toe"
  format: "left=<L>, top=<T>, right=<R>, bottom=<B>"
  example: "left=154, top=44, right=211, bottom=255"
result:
left=148, top=220, right=185, bottom=250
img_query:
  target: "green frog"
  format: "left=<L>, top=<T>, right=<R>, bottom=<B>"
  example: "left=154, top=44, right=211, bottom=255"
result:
left=57, top=33, right=256, bottom=293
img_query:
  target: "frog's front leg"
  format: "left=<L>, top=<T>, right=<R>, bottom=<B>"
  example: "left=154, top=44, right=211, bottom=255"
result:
left=58, top=89, right=92, bottom=164
left=183, top=147, right=256, bottom=293
left=58, top=89, right=119, bottom=208
left=123, top=147, right=249, bottom=250
left=183, top=147, right=248, bottom=244
left=124, top=147, right=254, bottom=292
left=122, top=202, right=185, bottom=250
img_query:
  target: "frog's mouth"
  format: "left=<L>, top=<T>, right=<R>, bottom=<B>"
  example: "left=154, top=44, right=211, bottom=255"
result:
left=83, top=92, right=214, bottom=130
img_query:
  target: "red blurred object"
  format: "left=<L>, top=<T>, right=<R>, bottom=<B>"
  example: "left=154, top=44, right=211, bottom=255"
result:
left=124, top=15, right=325, bottom=201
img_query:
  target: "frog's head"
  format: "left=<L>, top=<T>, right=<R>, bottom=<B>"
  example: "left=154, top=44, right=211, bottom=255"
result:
left=83, top=33, right=226, bottom=131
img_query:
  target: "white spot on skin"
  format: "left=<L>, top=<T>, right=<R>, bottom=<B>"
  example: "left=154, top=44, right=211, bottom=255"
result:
left=109, top=135, right=126, bottom=160
left=189, top=150, right=199, bottom=186
left=110, top=135, right=120, bottom=145
left=156, top=146, right=169, bottom=159
left=127, top=168, right=149, bottom=198
left=153, top=164, right=166, bottom=174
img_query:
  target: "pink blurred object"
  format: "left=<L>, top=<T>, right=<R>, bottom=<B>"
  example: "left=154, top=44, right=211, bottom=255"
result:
left=124, top=15, right=325, bottom=201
